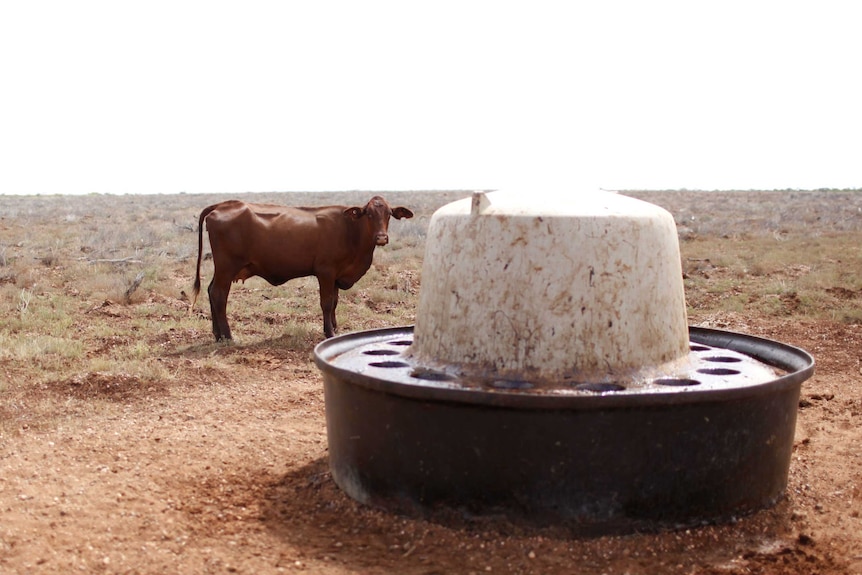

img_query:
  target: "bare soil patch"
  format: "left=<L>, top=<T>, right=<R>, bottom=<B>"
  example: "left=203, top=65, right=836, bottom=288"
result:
left=2, top=190, right=862, bottom=574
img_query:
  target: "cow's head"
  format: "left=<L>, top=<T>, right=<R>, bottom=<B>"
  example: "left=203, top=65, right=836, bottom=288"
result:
left=344, top=196, right=414, bottom=246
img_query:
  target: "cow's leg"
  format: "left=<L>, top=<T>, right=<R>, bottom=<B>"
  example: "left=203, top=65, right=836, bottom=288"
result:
left=317, top=277, right=337, bottom=338
left=331, top=288, right=339, bottom=333
left=207, top=276, right=233, bottom=341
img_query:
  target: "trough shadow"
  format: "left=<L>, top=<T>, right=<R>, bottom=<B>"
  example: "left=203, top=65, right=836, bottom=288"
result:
left=260, top=457, right=543, bottom=540
left=258, top=456, right=800, bottom=568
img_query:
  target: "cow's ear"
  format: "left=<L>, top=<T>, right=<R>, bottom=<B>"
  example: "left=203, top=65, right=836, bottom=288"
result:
left=344, top=207, right=364, bottom=219
left=392, top=207, right=414, bottom=220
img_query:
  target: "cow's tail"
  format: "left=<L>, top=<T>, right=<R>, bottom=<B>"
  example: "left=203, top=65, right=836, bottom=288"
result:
left=191, top=204, right=218, bottom=312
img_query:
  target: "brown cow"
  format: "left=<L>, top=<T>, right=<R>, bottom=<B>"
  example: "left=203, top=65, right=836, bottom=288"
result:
left=192, top=196, right=413, bottom=341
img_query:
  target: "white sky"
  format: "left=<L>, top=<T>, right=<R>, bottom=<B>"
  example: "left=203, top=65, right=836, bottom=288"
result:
left=1, top=1, right=861, bottom=195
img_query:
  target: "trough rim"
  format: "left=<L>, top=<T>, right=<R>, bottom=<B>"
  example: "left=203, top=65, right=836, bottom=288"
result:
left=314, top=325, right=814, bottom=410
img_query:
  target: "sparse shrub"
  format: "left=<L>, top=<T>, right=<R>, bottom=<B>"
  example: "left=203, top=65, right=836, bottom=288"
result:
left=17, top=288, right=31, bottom=314
left=123, top=271, right=145, bottom=304
left=40, top=249, right=59, bottom=267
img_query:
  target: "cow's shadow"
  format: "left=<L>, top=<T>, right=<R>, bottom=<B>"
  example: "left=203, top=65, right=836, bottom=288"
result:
left=167, top=332, right=318, bottom=361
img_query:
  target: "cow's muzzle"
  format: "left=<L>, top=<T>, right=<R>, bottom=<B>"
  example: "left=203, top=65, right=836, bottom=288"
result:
left=375, top=234, right=389, bottom=246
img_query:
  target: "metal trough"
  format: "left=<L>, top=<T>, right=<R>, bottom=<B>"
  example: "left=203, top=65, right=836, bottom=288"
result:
left=314, top=191, right=814, bottom=533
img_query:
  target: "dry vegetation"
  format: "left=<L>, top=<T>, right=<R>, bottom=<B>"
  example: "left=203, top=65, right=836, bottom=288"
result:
left=1, top=189, right=862, bottom=574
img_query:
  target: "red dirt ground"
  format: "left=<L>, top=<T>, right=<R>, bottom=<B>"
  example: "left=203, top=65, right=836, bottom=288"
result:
left=3, top=317, right=861, bottom=574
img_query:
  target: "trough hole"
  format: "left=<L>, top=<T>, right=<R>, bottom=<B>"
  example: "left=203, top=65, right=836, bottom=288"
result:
left=410, top=368, right=455, bottom=382
left=368, top=361, right=410, bottom=368
left=690, top=344, right=711, bottom=352
left=489, top=380, right=534, bottom=391
left=696, top=367, right=741, bottom=376
left=703, top=356, right=743, bottom=363
left=573, top=382, right=626, bottom=393
left=388, top=340, right=413, bottom=346
left=654, top=378, right=701, bottom=387
left=363, top=349, right=400, bottom=356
